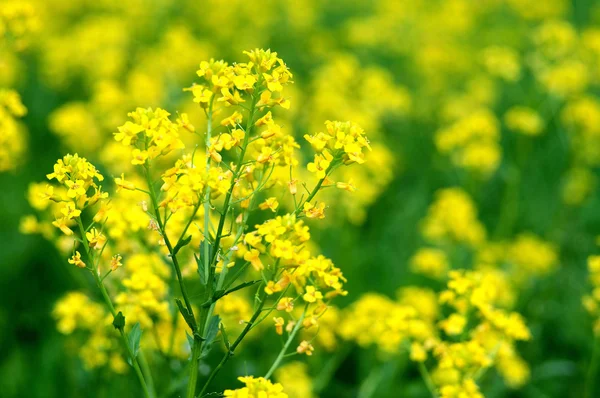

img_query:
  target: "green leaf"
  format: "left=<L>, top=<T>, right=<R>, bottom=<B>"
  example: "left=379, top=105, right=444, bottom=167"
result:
left=185, top=331, right=194, bottom=352
left=112, top=311, right=125, bottom=331
left=196, top=240, right=216, bottom=288
left=201, top=280, right=261, bottom=308
left=175, top=298, right=197, bottom=332
left=219, top=322, right=230, bottom=350
left=195, top=253, right=208, bottom=286
left=221, top=280, right=261, bottom=298
left=173, top=235, right=192, bottom=255
left=127, top=323, right=142, bottom=364
left=201, top=315, right=221, bottom=358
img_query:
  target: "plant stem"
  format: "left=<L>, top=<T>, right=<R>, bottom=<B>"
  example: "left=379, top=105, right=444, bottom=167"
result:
left=264, top=307, right=307, bottom=379
left=418, top=362, right=438, bottom=398
left=144, top=164, right=198, bottom=331
left=294, top=176, right=326, bottom=216
left=203, top=98, right=214, bottom=288
left=76, top=219, right=154, bottom=398
left=198, top=289, right=267, bottom=397
left=208, top=91, right=259, bottom=269
left=186, top=336, right=203, bottom=398
left=293, top=156, right=341, bottom=217
left=585, top=334, right=600, bottom=398
left=142, top=166, right=200, bottom=398
left=192, top=91, right=262, bottom=398
left=357, top=362, right=387, bottom=398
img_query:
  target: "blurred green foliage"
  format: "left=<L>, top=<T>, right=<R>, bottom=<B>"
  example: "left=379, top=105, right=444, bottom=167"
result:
left=2, top=0, right=600, bottom=397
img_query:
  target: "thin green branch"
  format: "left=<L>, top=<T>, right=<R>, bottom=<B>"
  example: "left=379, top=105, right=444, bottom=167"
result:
left=264, top=305, right=308, bottom=379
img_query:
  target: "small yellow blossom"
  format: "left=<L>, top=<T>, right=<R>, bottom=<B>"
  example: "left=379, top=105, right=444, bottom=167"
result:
left=110, top=255, right=122, bottom=271
left=303, top=286, right=323, bottom=303
left=86, top=228, right=106, bottom=250
left=296, top=340, right=314, bottom=356
left=259, top=197, right=279, bottom=212
left=68, top=251, right=86, bottom=268
left=273, top=317, right=284, bottom=335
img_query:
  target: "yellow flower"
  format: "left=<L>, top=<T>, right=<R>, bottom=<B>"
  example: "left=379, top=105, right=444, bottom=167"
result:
left=110, top=254, right=122, bottom=271
left=440, top=313, right=467, bottom=336
left=223, top=376, right=287, bottom=398
left=303, top=286, right=323, bottom=303
left=220, top=111, right=243, bottom=127
left=61, top=202, right=82, bottom=220
left=131, top=149, right=148, bottom=165
left=114, top=173, right=135, bottom=192
left=307, top=150, right=333, bottom=179
left=52, top=218, right=73, bottom=236
left=191, top=85, right=213, bottom=107
left=176, top=113, right=195, bottom=133
left=410, top=342, right=427, bottom=362
left=233, top=74, right=257, bottom=91
left=410, top=247, right=449, bottom=279
left=243, top=249, right=264, bottom=271
left=65, top=179, right=86, bottom=198
left=296, top=340, right=314, bottom=356
left=277, top=297, right=294, bottom=312
left=303, top=202, right=326, bottom=219
left=259, top=197, right=279, bottom=212
left=86, top=228, right=107, bottom=250
left=273, top=317, right=284, bottom=335
left=336, top=180, right=357, bottom=193
left=504, top=106, right=545, bottom=136
left=218, top=88, right=245, bottom=106
left=68, top=251, right=86, bottom=268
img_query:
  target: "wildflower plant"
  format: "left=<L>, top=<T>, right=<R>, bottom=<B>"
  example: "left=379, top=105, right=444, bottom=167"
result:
left=9, top=1, right=600, bottom=397
left=29, top=49, right=369, bottom=398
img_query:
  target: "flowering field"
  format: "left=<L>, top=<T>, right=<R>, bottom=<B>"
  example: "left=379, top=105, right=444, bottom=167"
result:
left=2, top=0, right=600, bottom=397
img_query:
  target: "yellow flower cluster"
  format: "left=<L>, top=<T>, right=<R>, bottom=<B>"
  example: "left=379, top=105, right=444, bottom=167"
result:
left=336, top=268, right=531, bottom=394
left=429, top=270, right=531, bottom=393
left=0, top=89, right=27, bottom=172
left=338, top=292, right=435, bottom=354
left=22, top=47, right=372, bottom=398
left=421, top=188, right=486, bottom=247
left=224, top=376, right=287, bottom=398
left=17, top=0, right=600, bottom=396
left=45, top=154, right=108, bottom=236
left=305, top=120, right=371, bottom=175
left=0, top=1, right=39, bottom=50
left=53, top=292, right=126, bottom=373
left=114, top=107, right=185, bottom=165
left=504, top=106, right=545, bottom=136
left=410, top=247, right=450, bottom=280
left=435, top=110, right=501, bottom=176
left=506, top=234, right=558, bottom=280
left=248, top=214, right=347, bottom=301
left=274, top=362, right=315, bottom=398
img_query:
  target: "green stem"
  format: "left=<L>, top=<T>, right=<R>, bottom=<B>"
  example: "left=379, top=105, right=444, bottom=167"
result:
left=187, top=337, right=202, bottom=398
left=198, top=289, right=267, bottom=397
left=76, top=219, right=154, bottom=398
left=418, top=362, right=438, bottom=398
left=357, top=361, right=393, bottom=398
left=203, top=98, right=214, bottom=288
left=293, top=177, right=326, bottom=216
left=585, top=335, right=600, bottom=398
left=293, top=155, right=342, bottom=217
left=264, top=306, right=307, bottom=379
left=144, top=164, right=198, bottom=331
left=194, top=91, right=262, bottom=391
left=143, top=166, right=202, bottom=398
left=208, top=92, right=259, bottom=268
